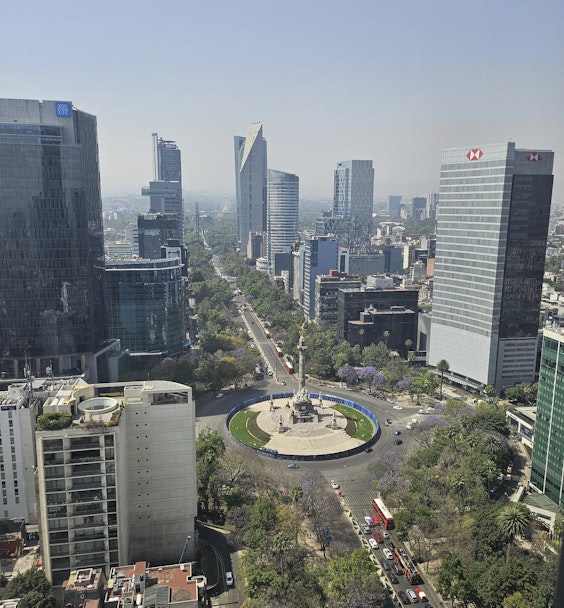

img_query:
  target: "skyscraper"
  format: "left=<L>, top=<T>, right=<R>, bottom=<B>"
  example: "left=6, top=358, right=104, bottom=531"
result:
left=141, top=134, right=184, bottom=244
left=267, top=169, right=299, bottom=274
left=0, top=99, right=106, bottom=378
left=530, top=328, right=564, bottom=507
left=234, top=122, right=267, bottom=256
left=333, top=160, right=374, bottom=252
left=429, top=142, right=554, bottom=390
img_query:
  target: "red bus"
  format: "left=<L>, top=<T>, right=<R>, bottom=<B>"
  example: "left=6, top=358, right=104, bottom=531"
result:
left=372, top=498, right=394, bottom=530
left=275, top=346, right=283, bottom=358
left=394, top=548, right=421, bottom=584
left=264, top=329, right=271, bottom=339
left=283, top=359, right=294, bottom=374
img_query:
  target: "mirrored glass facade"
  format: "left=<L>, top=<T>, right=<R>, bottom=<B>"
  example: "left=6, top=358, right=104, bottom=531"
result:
left=0, top=99, right=106, bottom=377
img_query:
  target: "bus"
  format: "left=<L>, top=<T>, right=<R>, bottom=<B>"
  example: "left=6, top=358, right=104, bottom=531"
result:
left=275, top=346, right=284, bottom=358
left=283, top=359, right=294, bottom=374
left=264, top=329, right=271, bottom=339
left=394, top=548, right=422, bottom=584
left=372, top=498, right=394, bottom=530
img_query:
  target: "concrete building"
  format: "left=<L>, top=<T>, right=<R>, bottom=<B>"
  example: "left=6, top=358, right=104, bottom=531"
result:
left=137, top=212, right=179, bottom=260
left=234, top=123, right=267, bottom=256
left=348, top=253, right=386, bottom=276
left=530, top=328, right=564, bottom=506
left=0, top=99, right=106, bottom=379
left=314, top=272, right=362, bottom=325
left=333, top=160, right=374, bottom=252
left=337, top=287, right=419, bottom=342
left=36, top=379, right=197, bottom=585
left=267, top=170, right=299, bottom=274
left=429, top=142, right=554, bottom=390
left=388, top=195, right=402, bottom=219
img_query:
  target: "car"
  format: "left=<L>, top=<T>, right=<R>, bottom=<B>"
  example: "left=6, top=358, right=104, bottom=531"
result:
left=369, top=537, right=378, bottom=549
left=414, top=588, right=428, bottom=602
left=386, top=570, right=399, bottom=584
left=287, top=463, right=299, bottom=469
left=362, top=523, right=371, bottom=534
left=406, top=589, right=419, bottom=603
left=365, top=447, right=373, bottom=453
left=364, top=516, right=374, bottom=527
left=373, top=531, right=384, bottom=543
left=386, top=418, right=393, bottom=424
left=392, top=563, right=403, bottom=576
left=394, top=439, right=403, bottom=445
left=398, top=590, right=411, bottom=605
left=393, top=405, right=403, bottom=410
left=423, top=604, right=433, bottom=608
left=215, top=393, right=224, bottom=398
left=394, top=430, right=401, bottom=436
left=382, top=547, right=393, bottom=560
left=330, top=480, right=340, bottom=489
left=225, top=571, right=234, bottom=586
left=379, top=558, right=391, bottom=571
left=382, top=531, right=389, bottom=539
left=386, top=541, right=395, bottom=551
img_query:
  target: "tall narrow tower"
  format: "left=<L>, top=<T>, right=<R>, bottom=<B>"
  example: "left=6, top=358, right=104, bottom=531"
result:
left=429, top=142, right=554, bottom=390
left=267, top=169, right=299, bottom=274
left=234, top=122, right=267, bottom=256
left=0, top=98, right=106, bottom=378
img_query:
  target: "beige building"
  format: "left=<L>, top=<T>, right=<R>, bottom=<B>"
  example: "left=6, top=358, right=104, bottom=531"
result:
left=36, top=379, right=196, bottom=585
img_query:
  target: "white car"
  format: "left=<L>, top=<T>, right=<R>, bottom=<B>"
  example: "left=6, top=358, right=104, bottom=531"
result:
left=215, top=393, right=224, bottom=398
left=369, top=538, right=379, bottom=549
left=392, top=405, right=403, bottom=410
left=362, top=523, right=371, bottom=534
left=225, top=571, right=234, bottom=586
left=382, top=548, right=393, bottom=560
left=330, top=480, right=340, bottom=489
left=364, top=516, right=374, bottom=527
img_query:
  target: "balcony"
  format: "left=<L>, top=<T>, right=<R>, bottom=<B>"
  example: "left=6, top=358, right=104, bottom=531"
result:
left=72, top=530, right=107, bottom=542
left=73, top=519, right=105, bottom=530
left=45, top=468, right=65, bottom=480
left=72, top=504, right=105, bottom=516
left=71, top=464, right=102, bottom=476
left=68, top=453, right=102, bottom=464
left=69, top=440, right=101, bottom=450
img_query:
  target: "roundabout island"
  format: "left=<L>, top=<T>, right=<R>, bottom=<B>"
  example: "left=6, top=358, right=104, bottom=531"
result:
left=227, top=329, right=379, bottom=460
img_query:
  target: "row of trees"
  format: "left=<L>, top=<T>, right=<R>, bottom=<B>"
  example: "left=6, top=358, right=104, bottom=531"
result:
left=370, top=399, right=557, bottom=607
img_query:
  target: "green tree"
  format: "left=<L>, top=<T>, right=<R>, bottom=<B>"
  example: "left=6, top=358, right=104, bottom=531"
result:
left=498, top=503, right=531, bottom=560
left=436, top=359, right=450, bottom=400
left=503, top=591, right=529, bottom=608
left=361, top=341, right=390, bottom=369
left=4, top=570, right=55, bottom=608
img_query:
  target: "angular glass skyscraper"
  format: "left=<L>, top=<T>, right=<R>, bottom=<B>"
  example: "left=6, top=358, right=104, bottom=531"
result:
left=531, top=328, right=564, bottom=507
left=267, top=169, right=299, bottom=274
left=333, top=160, right=374, bottom=252
left=234, top=122, right=267, bottom=256
left=0, top=99, right=106, bottom=378
left=429, top=142, right=554, bottom=390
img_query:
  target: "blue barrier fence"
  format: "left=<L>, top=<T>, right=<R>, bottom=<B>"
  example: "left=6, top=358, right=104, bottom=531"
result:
left=226, top=393, right=380, bottom=461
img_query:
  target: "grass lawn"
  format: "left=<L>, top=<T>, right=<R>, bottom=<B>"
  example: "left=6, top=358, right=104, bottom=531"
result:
left=330, top=404, right=374, bottom=441
left=229, top=410, right=271, bottom=448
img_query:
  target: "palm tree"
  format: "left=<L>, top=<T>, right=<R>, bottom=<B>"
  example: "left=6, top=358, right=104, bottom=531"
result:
left=498, top=503, right=531, bottom=561
left=359, top=328, right=365, bottom=350
left=436, top=359, right=450, bottom=400
left=383, top=330, right=390, bottom=348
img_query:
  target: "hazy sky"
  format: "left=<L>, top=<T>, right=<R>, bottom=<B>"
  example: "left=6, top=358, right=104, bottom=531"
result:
left=4, top=0, right=564, bottom=202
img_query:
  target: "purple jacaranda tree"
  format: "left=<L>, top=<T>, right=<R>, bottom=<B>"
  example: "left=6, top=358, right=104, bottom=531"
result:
left=397, top=376, right=413, bottom=393
left=372, top=371, right=387, bottom=391
left=376, top=470, right=410, bottom=496
left=337, top=364, right=359, bottom=386
left=411, top=415, right=448, bottom=448
left=357, top=366, right=376, bottom=393
left=274, top=331, right=288, bottom=342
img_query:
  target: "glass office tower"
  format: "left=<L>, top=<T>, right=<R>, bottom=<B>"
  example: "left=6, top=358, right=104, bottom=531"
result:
left=267, top=169, right=299, bottom=274
left=0, top=99, right=106, bottom=378
left=429, top=142, right=553, bottom=390
left=531, top=328, right=564, bottom=506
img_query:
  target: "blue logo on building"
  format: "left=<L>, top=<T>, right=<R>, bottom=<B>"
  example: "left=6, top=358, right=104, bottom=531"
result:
left=55, top=102, right=72, bottom=117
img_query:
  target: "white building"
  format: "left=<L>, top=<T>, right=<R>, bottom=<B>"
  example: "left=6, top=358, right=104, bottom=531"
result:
left=234, top=123, right=267, bottom=256
left=267, top=169, right=299, bottom=275
left=35, top=379, right=196, bottom=585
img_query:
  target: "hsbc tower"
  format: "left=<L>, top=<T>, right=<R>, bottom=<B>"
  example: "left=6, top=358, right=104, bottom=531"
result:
left=429, top=142, right=554, bottom=391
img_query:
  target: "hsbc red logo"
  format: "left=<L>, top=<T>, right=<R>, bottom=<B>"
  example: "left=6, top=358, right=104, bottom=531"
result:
left=466, top=149, right=483, bottom=161
left=527, top=152, right=542, bottom=162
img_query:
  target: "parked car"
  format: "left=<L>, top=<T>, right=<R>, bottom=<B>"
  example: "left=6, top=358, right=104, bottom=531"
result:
left=225, top=571, right=234, bottom=586
left=394, top=439, right=403, bottom=445
left=394, top=430, right=401, bottom=436
left=330, top=480, right=340, bottom=489
left=287, top=463, right=299, bottom=469
left=369, top=537, right=378, bottom=549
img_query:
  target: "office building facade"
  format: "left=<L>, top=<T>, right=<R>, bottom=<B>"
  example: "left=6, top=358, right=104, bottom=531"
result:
left=303, top=237, right=340, bottom=320
left=429, top=142, right=553, bottom=390
left=104, top=258, right=184, bottom=357
left=530, top=328, right=564, bottom=506
left=267, top=169, right=299, bottom=274
left=36, top=379, right=197, bottom=585
left=234, top=123, right=267, bottom=256
left=0, top=99, right=106, bottom=379
left=333, top=160, right=374, bottom=252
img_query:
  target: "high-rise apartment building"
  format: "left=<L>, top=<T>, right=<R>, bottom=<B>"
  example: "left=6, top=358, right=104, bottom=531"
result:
left=267, top=169, right=299, bottom=274
left=141, top=135, right=184, bottom=245
left=0, top=99, right=106, bottom=379
left=429, top=142, right=554, bottom=390
left=303, top=236, right=339, bottom=320
left=333, top=160, right=374, bottom=252
left=36, top=378, right=197, bottom=585
left=234, top=123, right=267, bottom=256
left=531, top=328, right=564, bottom=506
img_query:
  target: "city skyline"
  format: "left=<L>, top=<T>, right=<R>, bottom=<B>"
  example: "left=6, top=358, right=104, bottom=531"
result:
left=4, top=1, right=563, bottom=202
